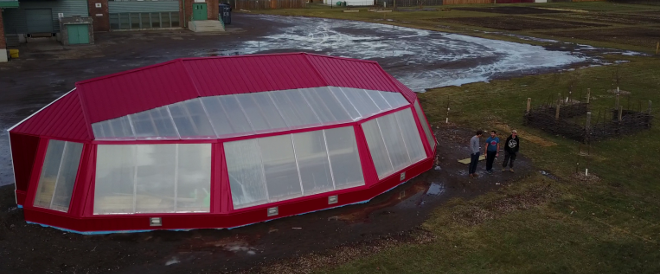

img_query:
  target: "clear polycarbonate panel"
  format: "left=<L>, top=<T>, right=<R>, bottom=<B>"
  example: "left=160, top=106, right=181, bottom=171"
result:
left=176, top=144, right=212, bottom=212
left=300, top=88, right=336, bottom=124
left=225, top=139, right=268, bottom=209
left=328, top=87, right=361, bottom=120
left=129, top=111, right=159, bottom=139
left=251, top=92, right=288, bottom=130
left=168, top=99, right=216, bottom=138
left=378, top=114, right=411, bottom=170
left=50, top=142, right=83, bottom=212
left=413, top=100, right=436, bottom=150
left=94, top=144, right=212, bottom=214
left=325, top=127, right=365, bottom=189
left=200, top=96, right=236, bottom=137
left=366, top=89, right=391, bottom=110
left=34, top=140, right=65, bottom=209
left=152, top=107, right=180, bottom=138
left=218, top=96, right=254, bottom=135
left=292, top=131, right=334, bottom=195
left=236, top=94, right=270, bottom=132
left=362, top=119, right=394, bottom=178
left=91, top=89, right=411, bottom=140
left=395, top=109, right=427, bottom=163
left=92, top=123, right=107, bottom=139
left=284, top=90, right=322, bottom=126
left=129, top=107, right=179, bottom=139
left=94, top=145, right=137, bottom=214
left=107, top=116, right=135, bottom=139
left=269, top=90, right=305, bottom=128
left=340, top=88, right=380, bottom=118
left=381, top=91, right=409, bottom=108
left=134, top=144, right=177, bottom=213
left=258, top=135, right=302, bottom=202
left=315, top=87, right=352, bottom=123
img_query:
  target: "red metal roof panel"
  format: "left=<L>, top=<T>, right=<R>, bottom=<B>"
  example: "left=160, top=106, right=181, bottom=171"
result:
left=76, top=61, right=200, bottom=123
left=12, top=53, right=420, bottom=141
left=183, top=53, right=327, bottom=97
left=11, top=91, right=92, bottom=141
left=305, top=55, right=402, bottom=94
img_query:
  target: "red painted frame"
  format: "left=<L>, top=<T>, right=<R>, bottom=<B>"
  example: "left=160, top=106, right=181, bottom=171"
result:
left=18, top=104, right=437, bottom=233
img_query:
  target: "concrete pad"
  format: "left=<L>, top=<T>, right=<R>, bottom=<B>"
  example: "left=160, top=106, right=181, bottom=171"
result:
left=343, top=9, right=359, bottom=13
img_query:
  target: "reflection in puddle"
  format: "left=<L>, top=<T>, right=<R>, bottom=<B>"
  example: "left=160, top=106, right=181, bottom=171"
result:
left=426, top=183, right=445, bottom=196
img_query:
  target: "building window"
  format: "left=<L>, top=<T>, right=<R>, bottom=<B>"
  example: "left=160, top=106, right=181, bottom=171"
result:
left=109, top=12, right=180, bottom=30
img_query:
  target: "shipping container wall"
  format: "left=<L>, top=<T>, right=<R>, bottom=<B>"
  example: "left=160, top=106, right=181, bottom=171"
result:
left=443, top=0, right=492, bottom=5
left=2, top=0, right=89, bottom=34
left=323, top=0, right=373, bottom=5
left=374, top=0, right=444, bottom=7
left=494, top=0, right=534, bottom=3
left=108, top=1, right=180, bottom=13
left=232, top=0, right=307, bottom=9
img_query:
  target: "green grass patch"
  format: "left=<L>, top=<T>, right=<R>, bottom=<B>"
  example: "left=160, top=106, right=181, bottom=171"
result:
left=318, top=52, right=660, bottom=274
left=246, top=2, right=660, bottom=272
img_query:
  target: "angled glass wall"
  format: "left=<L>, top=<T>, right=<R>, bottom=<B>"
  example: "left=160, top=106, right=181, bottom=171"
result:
left=413, top=100, right=436, bottom=151
left=362, top=108, right=427, bottom=179
left=92, top=87, right=410, bottom=141
left=225, top=126, right=364, bottom=209
left=33, top=140, right=84, bottom=212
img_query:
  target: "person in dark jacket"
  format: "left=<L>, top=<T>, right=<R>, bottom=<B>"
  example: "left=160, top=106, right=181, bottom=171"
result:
left=502, top=130, right=520, bottom=172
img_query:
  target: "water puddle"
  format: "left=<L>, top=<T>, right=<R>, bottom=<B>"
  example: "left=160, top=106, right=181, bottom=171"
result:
left=426, top=183, right=446, bottom=196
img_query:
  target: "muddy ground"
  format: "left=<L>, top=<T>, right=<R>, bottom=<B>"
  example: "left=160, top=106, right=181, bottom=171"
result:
left=432, top=16, right=609, bottom=31
left=0, top=12, right=629, bottom=274
left=543, top=27, right=660, bottom=48
left=453, top=6, right=568, bottom=15
left=0, top=125, right=535, bottom=274
left=544, top=12, right=660, bottom=25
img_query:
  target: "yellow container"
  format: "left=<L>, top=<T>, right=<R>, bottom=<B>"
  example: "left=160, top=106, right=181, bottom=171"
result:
left=9, top=49, right=19, bottom=59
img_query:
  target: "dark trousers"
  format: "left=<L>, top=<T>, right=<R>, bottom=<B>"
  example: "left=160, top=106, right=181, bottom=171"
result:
left=486, top=151, right=497, bottom=171
left=469, top=152, right=480, bottom=174
left=503, top=151, right=517, bottom=168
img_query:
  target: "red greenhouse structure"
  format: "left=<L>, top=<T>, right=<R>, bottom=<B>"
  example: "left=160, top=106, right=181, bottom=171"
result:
left=8, top=53, right=437, bottom=234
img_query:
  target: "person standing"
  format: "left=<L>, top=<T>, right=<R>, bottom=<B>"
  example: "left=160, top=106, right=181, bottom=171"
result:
left=469, top=130, right=483, bottom=178
left=484, top=130, right=500, bottom=174
left=502, top=130, right=520, bottom=172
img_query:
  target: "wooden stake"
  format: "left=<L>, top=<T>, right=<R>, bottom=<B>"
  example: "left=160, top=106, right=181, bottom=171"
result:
left=445, top=101, right=450, bottom=124
left=618, top=106, right=623, bottom=121
left=586, top=88, right=591, bottom=104
left=526, top=98, right=531, bottom=114
left=586, top=112, right=592, bottom=132
left=615, top=88, right=620, bottom=110
left=556, top=93, right=561, bottom=120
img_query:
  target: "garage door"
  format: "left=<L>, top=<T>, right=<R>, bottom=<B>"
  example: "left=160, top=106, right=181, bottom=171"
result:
left=67, top=24, right=90, bottom=44
left=26, top=9, right=54, bottom=33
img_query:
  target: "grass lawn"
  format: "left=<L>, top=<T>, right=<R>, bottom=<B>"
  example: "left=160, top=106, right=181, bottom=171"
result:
left=245, top=2, right=660, bottom=273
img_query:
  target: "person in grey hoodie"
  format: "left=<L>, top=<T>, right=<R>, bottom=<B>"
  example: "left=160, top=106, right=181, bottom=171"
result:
left=469, top=130, right=483, bottom=178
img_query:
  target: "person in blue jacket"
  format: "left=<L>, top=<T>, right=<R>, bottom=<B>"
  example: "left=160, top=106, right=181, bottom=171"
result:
left=484, top=130, right=500, bottom=174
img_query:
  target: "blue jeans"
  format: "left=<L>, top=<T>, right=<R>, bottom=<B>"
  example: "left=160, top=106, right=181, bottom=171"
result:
left=469, top=152, right=480, bottom=174
left=486, top=151, right=497, bottom=171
